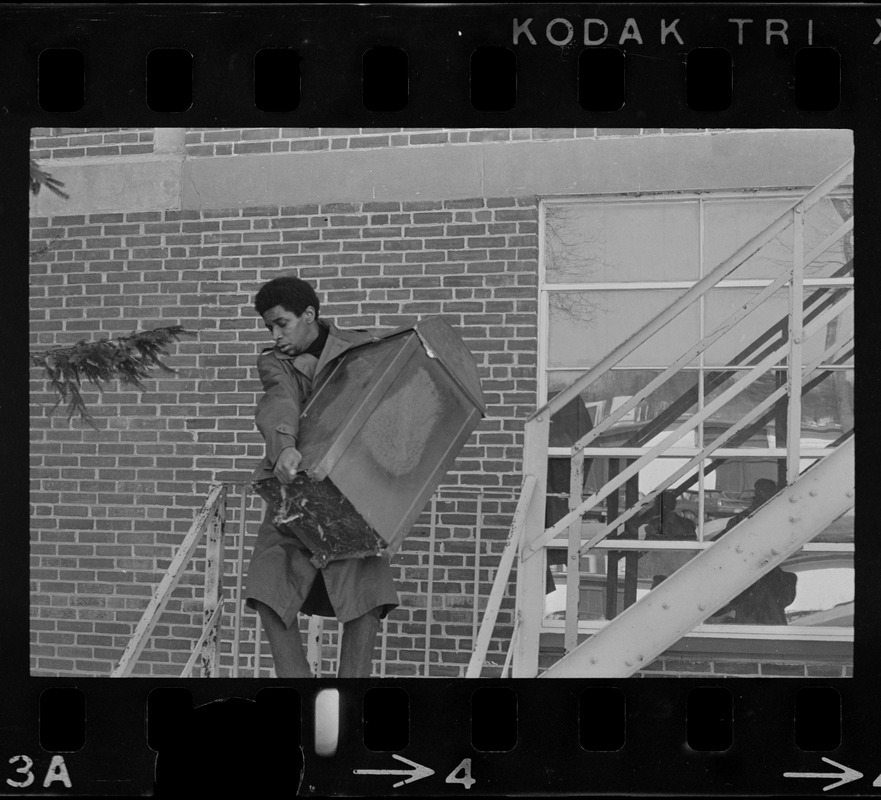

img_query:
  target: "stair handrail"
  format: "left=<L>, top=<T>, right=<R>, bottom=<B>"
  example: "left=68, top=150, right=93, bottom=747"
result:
left=573, top=336, right=853, bottom=559
left=466, top=475, right=536, bottom=678
left=570, top=216, right=853, bottom=454
left=180, top=594, right=226, bottom=678
left=111, top=484, right=226, bottom=678
left=529, top=157, right=853, bottom=424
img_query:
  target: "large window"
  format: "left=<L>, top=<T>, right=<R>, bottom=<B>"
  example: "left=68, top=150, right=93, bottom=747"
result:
left=539, top=190, right=854, bottom=642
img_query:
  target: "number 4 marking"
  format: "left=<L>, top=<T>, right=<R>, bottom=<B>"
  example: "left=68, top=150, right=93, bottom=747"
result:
left=445, top=758, right=475, bottom=790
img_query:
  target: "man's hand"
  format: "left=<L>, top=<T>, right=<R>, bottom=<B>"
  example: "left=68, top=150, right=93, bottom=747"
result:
left=274, top=446, right=303, bottom=484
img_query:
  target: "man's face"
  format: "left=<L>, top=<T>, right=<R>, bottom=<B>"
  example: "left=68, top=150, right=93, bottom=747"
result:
left=754, top=482, right=775, bottom=506
left=262, top=304, right=318, bottom=356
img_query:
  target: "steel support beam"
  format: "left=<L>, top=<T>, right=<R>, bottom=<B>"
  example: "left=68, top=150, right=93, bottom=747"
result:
left=540, top=437, right=854, bottom=678
left=564, top=452, right=584, bottom=652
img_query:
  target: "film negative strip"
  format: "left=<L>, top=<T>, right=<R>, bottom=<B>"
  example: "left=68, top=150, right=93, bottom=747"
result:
left=4, top=2, right=879, bottom=796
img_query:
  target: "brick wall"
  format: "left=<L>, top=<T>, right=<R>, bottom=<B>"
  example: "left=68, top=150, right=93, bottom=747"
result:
left=182, top=127, right=728, bottom=157
left=29, top=127, right=729, bottom=161
left=641, top=658, right=852, bottom=678
left=540, top=640, right=853, bottom=679
left=30, top=128, right=155, bottom=160
left=29, top=196, right=537, bottom=676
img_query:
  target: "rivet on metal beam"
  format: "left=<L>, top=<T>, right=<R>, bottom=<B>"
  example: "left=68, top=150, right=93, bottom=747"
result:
left=735, top=545, right=743, bottom=553
left=661, top=602, right=670, bottom=610
left=771, top=548, right=779, bottom=556
left=624, top=660, right=633, bottom=667
left=809, top=489, right=818, bottom=497
left=589, top=657, right=597, bottom=665
left=846, top=490, right=855, bottom=498
left=698, top=603, right=706, bottom=611
left=789, top=516, right=800, bottom=523
left=789, top=496, right=798, bottom=503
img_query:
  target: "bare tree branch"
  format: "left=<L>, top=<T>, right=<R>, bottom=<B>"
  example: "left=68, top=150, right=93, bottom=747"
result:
left=29, top=158, right=69, bottom=199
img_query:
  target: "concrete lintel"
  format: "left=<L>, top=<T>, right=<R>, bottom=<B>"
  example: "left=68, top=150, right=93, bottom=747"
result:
left=481, top=129, right=854, bottom=199
left=181, top=144, right=488, bottom=211
left=30, top=156, right=183, bottom=218
left=29, top=129, right=854, bottom=217
left=182, top=129, right=853, bottom=211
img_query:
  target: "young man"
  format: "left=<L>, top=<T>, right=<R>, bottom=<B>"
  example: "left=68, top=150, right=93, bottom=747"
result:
left=707, top=478, right=797, bottom=625
left=244, top=276, right=399, bottom=677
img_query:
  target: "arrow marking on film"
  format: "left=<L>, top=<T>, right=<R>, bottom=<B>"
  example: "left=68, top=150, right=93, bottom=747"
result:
left=784, top=757, right=863, bottom=791
left=354, top=754, right=435, bottom=788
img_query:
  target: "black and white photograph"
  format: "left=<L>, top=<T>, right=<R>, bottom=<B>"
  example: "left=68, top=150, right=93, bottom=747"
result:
left=28, top=125, right=854, bottom=682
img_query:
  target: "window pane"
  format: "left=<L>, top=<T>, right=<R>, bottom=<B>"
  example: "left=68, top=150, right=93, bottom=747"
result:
left=703, top=194, right=853, bottom=281
left=802, top=367, right=853, bottom=433
left=545, top=201, right=700, bottom=283
left=699, top=368, right=850, bottom=453
left=704, top=197, right=795, bottom=280
left=545, top=377, right=852, bottom=546
left=548, top=290, right=700, bottom=368
left=813, top=508, right=854, bottom=545
left=803, top=195, right=854, bottom=275
left=544, top=548, right=700, bottom=623
left=703, top=288, right=852, bottom=366
left=703, top=288, right=787, bottom=365
left=702, top=367, right=780, bottom=429
left=544, top=546, right=853, bottom=627
left=548, top=369, right=701, bottom=443
left=707, top=548, right=853, bottom=626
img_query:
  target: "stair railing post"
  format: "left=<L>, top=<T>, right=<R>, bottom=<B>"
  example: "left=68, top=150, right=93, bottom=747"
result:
left=513, top=414, right=550, bottom=677
left=564, top=450, right=584, bottom=653
left=232, top=484, right=248, bottom=678
left=787, top=205, right=805, bottom=485
left=200, top=486, right=226, bottom=678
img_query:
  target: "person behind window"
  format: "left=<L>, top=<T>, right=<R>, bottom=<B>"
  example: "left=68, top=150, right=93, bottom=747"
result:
left=637, top=491, right=697, bottom=587
left=643, top=491, right=697, bottom=541
left=707, top=478, right=797, bottom=625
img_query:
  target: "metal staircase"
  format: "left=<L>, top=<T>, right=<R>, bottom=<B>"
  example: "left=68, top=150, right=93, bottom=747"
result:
left=540, top=436, right=854, bottom=677
left=468, top=158, right=855, bottom=678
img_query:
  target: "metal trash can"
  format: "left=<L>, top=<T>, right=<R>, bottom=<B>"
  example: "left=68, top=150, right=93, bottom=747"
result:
left=252, top=316, right=486, bottom=567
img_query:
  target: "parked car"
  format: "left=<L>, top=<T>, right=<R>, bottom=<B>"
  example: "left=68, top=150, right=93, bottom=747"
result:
left=677, top=489, right=751, bottom=521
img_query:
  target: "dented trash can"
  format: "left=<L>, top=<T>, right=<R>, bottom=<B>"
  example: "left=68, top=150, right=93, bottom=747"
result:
left=251, top=316, right=486, bottom=568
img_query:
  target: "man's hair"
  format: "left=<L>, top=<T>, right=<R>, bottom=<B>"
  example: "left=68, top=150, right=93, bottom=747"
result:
left=754, top=478, right=777, bottom=494
left=254, top=276, right=320, bottom=318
